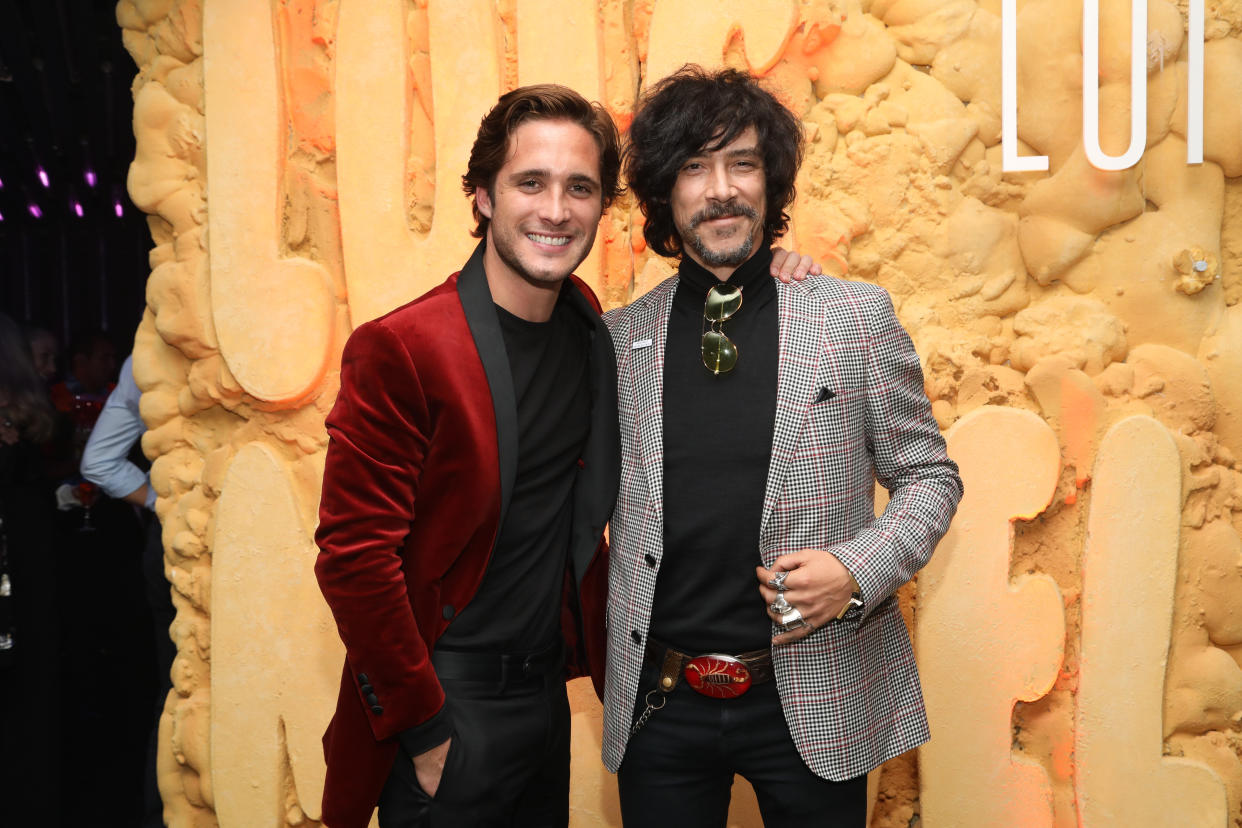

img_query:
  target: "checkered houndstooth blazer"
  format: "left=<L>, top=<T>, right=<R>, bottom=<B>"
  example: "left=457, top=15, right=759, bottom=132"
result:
left=600, top=273, right=963, bottom=780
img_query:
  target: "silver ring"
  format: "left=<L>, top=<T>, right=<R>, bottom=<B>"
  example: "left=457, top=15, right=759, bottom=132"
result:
left=767, top=571, right=789, bottom=591
left=770, top=594, right=792, bottom=615
left=779, top=607, right=803, bottom=628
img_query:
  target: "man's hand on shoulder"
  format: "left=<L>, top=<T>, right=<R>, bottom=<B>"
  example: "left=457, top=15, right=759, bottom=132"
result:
left=770, top=247, right=823, bottom=283
left=756, top=550, right=858, bottom=644
left=413, top=736, right=452, bottom=797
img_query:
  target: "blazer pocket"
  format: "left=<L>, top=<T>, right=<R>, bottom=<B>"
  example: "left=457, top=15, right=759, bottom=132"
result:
left=803, top=386, right=867, bottom=443
left=809, top=386, right=864, bottom=409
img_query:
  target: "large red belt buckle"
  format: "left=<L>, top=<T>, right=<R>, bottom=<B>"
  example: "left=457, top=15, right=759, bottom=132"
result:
left=684, top=654, right=752, bottom=698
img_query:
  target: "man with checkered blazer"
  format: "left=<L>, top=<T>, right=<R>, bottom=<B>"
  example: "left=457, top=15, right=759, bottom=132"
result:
left=601, top=66, right=964, bottom=826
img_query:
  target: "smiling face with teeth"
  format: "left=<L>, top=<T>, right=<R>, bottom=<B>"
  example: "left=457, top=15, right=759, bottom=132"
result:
left=475, top=118, right=604, bottom=321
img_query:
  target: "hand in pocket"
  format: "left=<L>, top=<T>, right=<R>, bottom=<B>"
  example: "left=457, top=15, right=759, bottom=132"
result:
left=412, top=736, right=452, bottom=797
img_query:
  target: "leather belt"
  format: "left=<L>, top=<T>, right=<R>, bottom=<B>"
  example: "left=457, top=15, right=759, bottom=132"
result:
left=644, top=640, right=773, bottom=699
left=432, top=642, right=563, bottom=687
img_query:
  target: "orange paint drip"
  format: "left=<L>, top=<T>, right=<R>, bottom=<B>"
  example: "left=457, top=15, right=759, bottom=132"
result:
left=279, top=0, right=336, bottom=155
left=1050, top=731, right=1076, bottom=781
left=1060, top=376, right=1101, bottom=486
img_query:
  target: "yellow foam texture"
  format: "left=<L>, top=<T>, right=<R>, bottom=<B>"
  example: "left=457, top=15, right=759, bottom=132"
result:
left=917, top=406, right=1065, bottom=827
left=336, top=0, right=503, bottom=325
left=516, top=0, right=608, bottom=287
left=210, top=443, right=343, bottom=824
left=202, top=0, right=333, bottom=403
left=1075, top=416, right=1227, bottom=825
left=645, top=0, right=798, bottom=84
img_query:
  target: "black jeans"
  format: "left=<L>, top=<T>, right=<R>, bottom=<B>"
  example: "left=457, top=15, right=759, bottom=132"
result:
left=618, top=668, right=867, bottom=827
left=377, top=670, right=570, bottom=827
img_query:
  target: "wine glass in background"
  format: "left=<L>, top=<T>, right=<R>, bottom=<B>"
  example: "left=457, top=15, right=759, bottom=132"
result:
left=76, top=479, right=99, bottom=532
left=71, top=395, right=103, bottom=463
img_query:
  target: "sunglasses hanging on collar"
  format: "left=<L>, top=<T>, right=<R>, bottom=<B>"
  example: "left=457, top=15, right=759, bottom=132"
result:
left=701, top=283, right=742, bottom=375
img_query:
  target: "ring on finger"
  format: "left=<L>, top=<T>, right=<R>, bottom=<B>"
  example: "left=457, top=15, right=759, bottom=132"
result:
left=770, top=594, right=792, bottom=615
left=767, top=571, right=789, bottom=591
left=779, top=607, right=803, bottom=628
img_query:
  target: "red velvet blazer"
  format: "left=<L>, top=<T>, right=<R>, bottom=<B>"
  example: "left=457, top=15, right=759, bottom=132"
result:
left=314, top=243, right=619, bottom=828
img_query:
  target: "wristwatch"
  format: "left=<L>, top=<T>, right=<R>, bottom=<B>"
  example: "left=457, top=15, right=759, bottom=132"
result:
left=834, top=576, right=864, bottom=622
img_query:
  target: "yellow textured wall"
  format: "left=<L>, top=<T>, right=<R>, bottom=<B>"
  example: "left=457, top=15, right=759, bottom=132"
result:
left=115, top=1, right=1242, bottom=826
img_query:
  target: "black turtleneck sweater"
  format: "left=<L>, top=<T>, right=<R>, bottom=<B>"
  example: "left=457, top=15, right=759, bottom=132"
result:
left=649, top=247, right=779, bottom=654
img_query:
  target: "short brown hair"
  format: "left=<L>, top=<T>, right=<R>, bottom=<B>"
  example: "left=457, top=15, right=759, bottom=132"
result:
left=463, top=84, right=623, bottom=238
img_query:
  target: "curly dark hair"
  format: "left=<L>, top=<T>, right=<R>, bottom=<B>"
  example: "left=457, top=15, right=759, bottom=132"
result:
left=625, top=65, right=804, bottom=259
left=463, top=84, right=623, bottom=239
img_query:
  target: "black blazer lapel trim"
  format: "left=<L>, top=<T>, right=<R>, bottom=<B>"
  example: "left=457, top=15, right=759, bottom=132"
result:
left=562, top=283, right=621, bottom=586
left=457, top=240, right=519, bottom=534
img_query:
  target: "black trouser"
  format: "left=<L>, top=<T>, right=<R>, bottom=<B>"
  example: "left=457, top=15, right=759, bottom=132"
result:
left=378, top=649, right=570, bottom=828
left=618, top=664, right=867, bottom=827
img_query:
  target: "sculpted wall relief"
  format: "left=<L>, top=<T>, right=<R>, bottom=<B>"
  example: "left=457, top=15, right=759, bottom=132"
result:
left=116, top=0, right=1241, bottom=825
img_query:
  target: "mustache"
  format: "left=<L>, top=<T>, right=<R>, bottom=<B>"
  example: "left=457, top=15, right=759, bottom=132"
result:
left=689, top=201, right=759, bottom=229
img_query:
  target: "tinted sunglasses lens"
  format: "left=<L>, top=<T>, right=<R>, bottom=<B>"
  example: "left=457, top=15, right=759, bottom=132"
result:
left=701, top=330, right=738, bottom=374
left=704, top=285, right=742, bottom=322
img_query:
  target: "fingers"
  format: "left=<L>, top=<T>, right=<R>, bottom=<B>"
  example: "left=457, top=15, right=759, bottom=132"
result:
left=765, top=245, right=804, bottom=285
left=765, top=264, right=794, bottom=286
left=757, top=565, right=797, bottom=605
left=769, top=246, right=788, bottom=275
left=767, top=606, right=818, bottom=645
left=789, top=253, right=817, bottom=282
left=770, top=549, right=814, bottom=572
left=772, top=624, right=816, bottom=645
left=767, top=249, right=823, bottom=283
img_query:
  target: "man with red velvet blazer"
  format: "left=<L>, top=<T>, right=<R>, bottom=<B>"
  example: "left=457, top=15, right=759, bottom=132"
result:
left=313, top=86, right=623, bottom=828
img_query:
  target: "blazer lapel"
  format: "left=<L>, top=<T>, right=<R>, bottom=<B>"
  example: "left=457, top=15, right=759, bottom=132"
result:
left=561, top=282, right=621, bottom=587
left=629, top=278, right=678, bottom=517
left=456, top=241, right=519, bottom=532
left=759, top=282, right=826, bottom=555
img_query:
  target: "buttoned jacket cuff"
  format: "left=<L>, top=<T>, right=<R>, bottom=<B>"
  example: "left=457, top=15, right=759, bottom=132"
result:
left=396, top=699, right=453, bottom=758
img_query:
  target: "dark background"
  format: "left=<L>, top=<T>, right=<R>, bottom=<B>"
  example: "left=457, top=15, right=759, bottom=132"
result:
left=1, top=0, right=152, bottom=354
left=0, top=3, right=160, bottom=825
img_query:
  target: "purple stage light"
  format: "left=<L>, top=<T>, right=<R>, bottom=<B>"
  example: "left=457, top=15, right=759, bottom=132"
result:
left=37, top=166, right=50, bottom=188
left=0, top=210, right=5, bottom=222
left=73, top=201, right=84, bottom=218
left=114, top=200, right=124, bottom=217
left=28, top=203, right=43, bottom=219
left=85, top=169, right=97, bottom=188
left=0, top=175, right=5, bottom=189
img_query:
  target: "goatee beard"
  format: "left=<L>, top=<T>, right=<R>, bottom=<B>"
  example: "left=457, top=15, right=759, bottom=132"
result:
left=684, top=201, right=760, bottom=268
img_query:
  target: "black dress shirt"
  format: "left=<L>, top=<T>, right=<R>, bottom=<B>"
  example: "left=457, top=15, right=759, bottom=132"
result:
left=650, top=248, right=779, bottom=654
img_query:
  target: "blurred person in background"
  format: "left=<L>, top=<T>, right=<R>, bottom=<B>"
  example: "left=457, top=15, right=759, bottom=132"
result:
left=25, top=326, right=61, bottom=385
left=81, top=353, right=171, bottom=828
left=51, top=331, right=118, bottom=475
left=0, top=311, right=64, bottom=825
